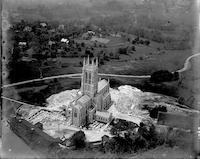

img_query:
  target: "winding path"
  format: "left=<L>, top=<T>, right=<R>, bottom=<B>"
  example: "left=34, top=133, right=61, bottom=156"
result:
left=2, top=52, right=200, bottom=89
left=177, top=53, right=200, bottom=73
left=2, top=73, right=82, bottom=88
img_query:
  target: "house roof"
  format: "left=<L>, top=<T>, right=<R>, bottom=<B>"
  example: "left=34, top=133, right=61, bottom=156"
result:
left=61, top=38, right=69, bottom=43
left=98, top=79, right=108, bottom=93
left=96, top=111, right=111, bottom=119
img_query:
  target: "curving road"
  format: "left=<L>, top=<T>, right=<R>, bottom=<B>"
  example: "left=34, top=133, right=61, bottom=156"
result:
left=2, top=73, right=151, bottom=88
left=177, top=53, right=200, bottom=73
left=2, top=52, right=200, bottom=89
left=2, top=73, right=82, bottom=88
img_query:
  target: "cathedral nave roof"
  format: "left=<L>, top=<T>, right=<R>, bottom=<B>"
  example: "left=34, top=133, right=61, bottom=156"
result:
left=98, top=79, right=108, bottom=93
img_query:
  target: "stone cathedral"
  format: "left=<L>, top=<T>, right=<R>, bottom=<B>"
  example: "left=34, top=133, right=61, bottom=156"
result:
left=70, top=56, right=112, bottom=127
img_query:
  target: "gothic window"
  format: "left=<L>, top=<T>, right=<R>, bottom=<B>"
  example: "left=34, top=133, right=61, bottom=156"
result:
left=88, top=72, right=91, bottom=84
left=85, top=72, right=88, bottom=83
left=74, top=110, right=77, bottom=117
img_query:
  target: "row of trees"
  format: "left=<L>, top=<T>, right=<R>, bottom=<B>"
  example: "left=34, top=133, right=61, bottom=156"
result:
left=150, top=70, right=179, bottom=83
left=67, top=121, right=161, bottom=154
left=103, top=122, right=162, bottom=154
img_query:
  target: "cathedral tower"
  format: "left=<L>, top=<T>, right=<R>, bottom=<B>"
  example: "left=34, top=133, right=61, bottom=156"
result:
left=81, top=56, right=98, bottom=98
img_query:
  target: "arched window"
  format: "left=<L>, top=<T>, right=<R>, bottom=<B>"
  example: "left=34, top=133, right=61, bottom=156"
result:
left=85, top=72, right=88, bottom=83
left=88, top=72, right=91, bottom=84
left=74, top=110, right=77, bottom=117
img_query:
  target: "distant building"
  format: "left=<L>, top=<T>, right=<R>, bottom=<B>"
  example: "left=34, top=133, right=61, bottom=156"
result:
left=61, top=38, right=69, bottom=44
left=87, top=31, right=95, bottom=35
left=58, top=24, right=65, bottom=30
left=71, top=57, right=112, bottom=127
left=110, top=33, right=121, bottom=38
left=48, top=29, right=56, bottom=33
left=40, top=22, right=47, bottom=27
left=19, top=42, right=27, bottom=46
left=48, top=40, right=56, bottom=46
left=82, top=31, right=95, bottom=40
left=9, top=117, right=61, bottom=151
left=23, top=26, right=32, bottom=32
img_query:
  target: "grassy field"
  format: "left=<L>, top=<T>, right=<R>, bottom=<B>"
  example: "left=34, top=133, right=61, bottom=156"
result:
left=42, top=35, right=191, bottom=77
left=4, top=35, right=193, bottom=106
left=176, top=55, right=200, bottom=109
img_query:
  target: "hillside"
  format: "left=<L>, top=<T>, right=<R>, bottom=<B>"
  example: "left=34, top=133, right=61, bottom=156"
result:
left=177, top=55, right=200, bottom=109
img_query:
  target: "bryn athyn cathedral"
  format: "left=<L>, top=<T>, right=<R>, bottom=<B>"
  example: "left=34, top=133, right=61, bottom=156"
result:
left=70, top=57, right=112, bottom=127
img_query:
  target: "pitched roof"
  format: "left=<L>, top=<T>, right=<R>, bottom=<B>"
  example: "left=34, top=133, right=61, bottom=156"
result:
left=96, top=111, right=111, bottom=119
left=77, top=94, right=91, bottom=104
left=98, top=79, right=108, bottom=92
left=74, top=104, right=84, bottom=110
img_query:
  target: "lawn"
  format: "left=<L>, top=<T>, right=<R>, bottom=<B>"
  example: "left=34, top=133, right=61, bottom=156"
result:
left=41, top=35, right=191, bottom=77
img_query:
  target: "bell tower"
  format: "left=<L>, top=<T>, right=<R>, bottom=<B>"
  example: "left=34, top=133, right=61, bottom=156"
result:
left=81, top=56, right=98, bottom=98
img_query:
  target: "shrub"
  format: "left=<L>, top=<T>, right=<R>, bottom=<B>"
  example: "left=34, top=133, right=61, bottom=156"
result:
left=149, top=106, right=167, bottom=119
left=139, top=56, right=143, bottom=60
left=150, top=70, right=174, bottom=83
left=70, top=131, right=86, bottom=149
left=132, top=46, right=136, bottom=51
left=118, top=47, right=127, bottom=55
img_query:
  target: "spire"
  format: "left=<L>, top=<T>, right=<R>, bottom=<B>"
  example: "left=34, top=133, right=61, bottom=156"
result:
left=87, top=55, right=90, bottom=65
left=96, top=57, right=98, bottom=66
left=83, top=57, right=85, bottom=66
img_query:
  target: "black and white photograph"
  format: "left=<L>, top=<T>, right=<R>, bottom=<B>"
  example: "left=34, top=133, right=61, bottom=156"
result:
left=1, top=0, right=200, bottom=158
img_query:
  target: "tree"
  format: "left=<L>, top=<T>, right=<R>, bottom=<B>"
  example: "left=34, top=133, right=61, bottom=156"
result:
left=132, top=39, right=137, bottom=44
left=178, top=96, right=185, bottom=105
left=144, top=40, right=150, bottom=46
left=70, top=131, right=86, bottom=149
left=150, top=70, right=174, bottom=83
left=139, top=56, right=143, bottom=60
left=132, top=46, right=136, bottom=51
left=173, top=72, right=179, bottom=80
left=81, top=42, right=85, bottom=47
left=118, top=47, right=127, bottom=55
left=100, top=58, right=104, bottom=65
left=110, top=127, right=118, bottom=135
left=79, top=61, right=83, bottom=66
left=32, top=92, right=46, bottom=106
left=149, top=106, right=167, bottom=119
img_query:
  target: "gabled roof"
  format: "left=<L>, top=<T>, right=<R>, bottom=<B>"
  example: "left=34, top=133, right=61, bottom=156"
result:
left=98, top=79, right=108, bottom=93
left=96, top=111, right=111, bottom=119
left=77, top=94, right=91, bottom=104
left=74, top=104, right=84, bottom=111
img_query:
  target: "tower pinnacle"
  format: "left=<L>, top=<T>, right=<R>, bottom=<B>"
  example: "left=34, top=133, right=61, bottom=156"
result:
left=87, top=55, right=90, bottom=65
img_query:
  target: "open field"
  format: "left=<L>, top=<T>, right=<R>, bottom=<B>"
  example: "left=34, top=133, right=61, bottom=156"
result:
left=177, top=55, right=200, bottom=109
left=41, top=35, right=191, bottom=78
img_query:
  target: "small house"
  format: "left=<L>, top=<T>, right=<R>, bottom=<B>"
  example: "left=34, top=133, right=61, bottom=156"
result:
left=61, top=38, right=69, bottom=44
left=40, top=22, right=47, bottom=27
left=19, top=42, right=27, bottom=46
left=23, top=26, right=32, bottom=32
